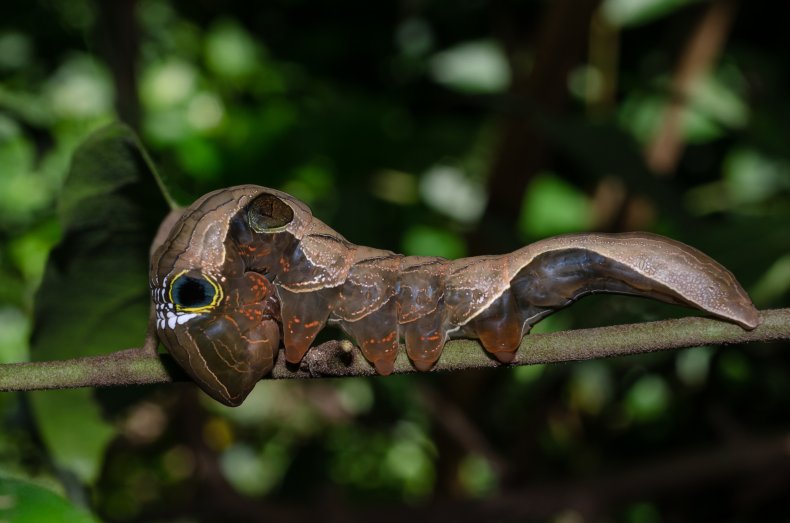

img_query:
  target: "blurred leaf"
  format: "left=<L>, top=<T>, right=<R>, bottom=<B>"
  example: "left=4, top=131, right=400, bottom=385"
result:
left=675, top=346, right=713, bottom=387
left=538, top=116, right=688, bottom=221
left=569, top=361, right=613, bottom=415
left=724, top=148, right=790, bottom=205
left=336, top=378, right=374, bottom=416
left=0, top=31, right=33, bottom=71
left=402, top=225, right=466, bottom=259
left=0, top=123, right=50, bottom=225
left=625, top=375, right=670, bottom=422
left=717, top=350, right=751, bottom=384
left=44, top=55, right=113, bottom=120
left=29, top=123, right=169, bottom=484
left=623, top=501, right=662, bottom=523
left=370, top=169, right=419, bottom=206
left=0, top=476, right=99, bottom=523
left=511, top=364, right=545, bottom=384
left=690, top=67, right=749, bottom=129
left=0, top=307, right=29, bottom=364
left=7, top=219, right=61, bottom=284
left=457, top=454, right=497, bottom=497
left=185, top=92, right=225, bottom=132
left=175, top=136, right=222, bottom=180
left=519, top=172, right=591, bottom=239
left=419, top=164, right=486, bottom=223
left=327, top=420, right=435, bottom=502
left=620, top=70, right=748, bottom=146
left=220, top=440, right=290, bottom=496
left=205, top=19, right=260, bottom=81
left=0, top=86, right=54, bottom=127
left=395, top=17, right=434, bottom=57
left=603, top=0, right=698, bottom=27
left=140, top=58, right=197, bottom=110
left=751, top=254, right=790, bottom=306
left=429, top=40, right=510, bottom=94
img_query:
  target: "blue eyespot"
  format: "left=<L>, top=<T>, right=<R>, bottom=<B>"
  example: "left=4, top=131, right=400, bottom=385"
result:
left=171, top=274, right=217, bottom=309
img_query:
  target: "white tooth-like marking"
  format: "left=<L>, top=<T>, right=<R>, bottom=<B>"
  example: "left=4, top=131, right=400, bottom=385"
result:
left=176, top=313, right=197, bottom=325
left=167, top=314, right=177, bottom=329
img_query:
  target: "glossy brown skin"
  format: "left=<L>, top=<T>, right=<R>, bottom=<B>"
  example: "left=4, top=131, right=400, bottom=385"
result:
left=150, top=190, right=281, bottom=406
left=150, top=185, right=761, bottom=406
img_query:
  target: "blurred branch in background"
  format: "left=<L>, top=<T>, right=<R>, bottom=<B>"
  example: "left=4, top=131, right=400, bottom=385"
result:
left=478, top=0, right=603, bottom=253
left=645, top=0, right=737, bottom=174
left=96, top=0, right=141, bottom=129
left=363, top=430, right=790, bottom=522
left=110, top=427, right=790, bottom=522
left=417, top=383, right=511, bottom=483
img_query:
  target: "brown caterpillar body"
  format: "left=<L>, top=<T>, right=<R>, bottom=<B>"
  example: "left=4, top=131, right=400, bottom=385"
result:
left=150, top=185, right=761, bottom=406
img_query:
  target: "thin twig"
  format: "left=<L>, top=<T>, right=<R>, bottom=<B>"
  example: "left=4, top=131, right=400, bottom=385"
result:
left=0, top=309, right=787, bottom=394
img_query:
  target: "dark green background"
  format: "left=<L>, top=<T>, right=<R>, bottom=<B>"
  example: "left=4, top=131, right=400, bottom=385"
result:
left=1, top=0, right=789, bottom=521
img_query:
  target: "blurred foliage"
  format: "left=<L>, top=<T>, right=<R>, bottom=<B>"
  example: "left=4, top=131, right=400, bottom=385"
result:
left=28, top=123, right=169, bottom=485
left=0, top=476, right=99, bottom=523
left=0, top=0, right=789, bottom=521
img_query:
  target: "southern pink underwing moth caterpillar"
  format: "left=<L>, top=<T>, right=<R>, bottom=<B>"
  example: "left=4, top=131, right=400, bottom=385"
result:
left=150, top=185, right=761, bottom=406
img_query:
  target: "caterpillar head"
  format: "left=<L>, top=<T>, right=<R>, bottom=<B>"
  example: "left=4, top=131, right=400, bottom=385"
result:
left=150, top=186, right=284, bottom=406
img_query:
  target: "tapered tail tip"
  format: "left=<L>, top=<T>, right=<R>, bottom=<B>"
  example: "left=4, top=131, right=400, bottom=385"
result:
left=731, top=306, right=762, bottom=330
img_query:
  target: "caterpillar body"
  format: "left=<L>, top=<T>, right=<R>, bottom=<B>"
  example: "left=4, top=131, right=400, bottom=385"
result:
left=150, top=185, right=760, bottom=406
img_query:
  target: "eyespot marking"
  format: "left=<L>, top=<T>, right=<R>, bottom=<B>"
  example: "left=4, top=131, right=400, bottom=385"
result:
left=168, top=270, right=223, bottom=313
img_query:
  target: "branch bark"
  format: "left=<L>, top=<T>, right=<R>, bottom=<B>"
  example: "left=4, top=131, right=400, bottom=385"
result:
left=1, top=308, right=788, bottom=394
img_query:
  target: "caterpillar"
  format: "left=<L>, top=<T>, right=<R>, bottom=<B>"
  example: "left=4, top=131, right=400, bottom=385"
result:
left=149, top=185, right=761, bottom=406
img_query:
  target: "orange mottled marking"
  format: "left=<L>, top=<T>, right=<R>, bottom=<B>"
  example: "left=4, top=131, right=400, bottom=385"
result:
left=380, top=331, right=396, bottom=343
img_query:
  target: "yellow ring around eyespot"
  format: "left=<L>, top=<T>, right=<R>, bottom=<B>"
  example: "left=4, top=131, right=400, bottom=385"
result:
left=168, top=269, right=224, bottom=313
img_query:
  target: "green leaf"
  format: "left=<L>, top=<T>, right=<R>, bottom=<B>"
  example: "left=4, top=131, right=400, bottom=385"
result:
left=0, top=476, right=100, bottom=523
left=625, top=374, right=671, bottom=421
left=401, top=225, right=466, bottom=259
left=28, top=123, right=170, bottom=484
left=429, top=40, right=510, bottom=94
left=603, top=0, right=698, bottom=27
left=519, top=172, right=591, bottom=239
left=537, top=115, right=690, bottom=223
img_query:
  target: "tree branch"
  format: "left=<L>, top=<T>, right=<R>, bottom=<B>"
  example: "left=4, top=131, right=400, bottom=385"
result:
left=2, top=309, right=788, bottom=394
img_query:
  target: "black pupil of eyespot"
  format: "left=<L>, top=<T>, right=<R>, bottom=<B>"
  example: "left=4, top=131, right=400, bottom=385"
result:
left=173, top=276, right=214, bottom=308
